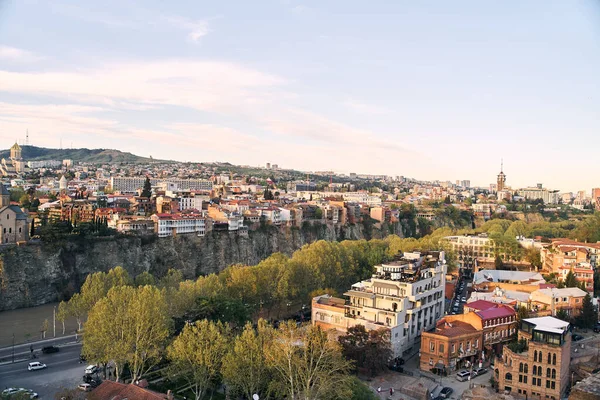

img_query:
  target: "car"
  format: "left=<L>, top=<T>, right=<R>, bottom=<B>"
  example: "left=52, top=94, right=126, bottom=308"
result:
left=572, top=334, right=584, bottom=342
left=593, top=323, right=600, bottom=333
left=1, top=389, right=20, bottom=396
left=473, top=367, right=488, bottom=376
left=27, top=362, right=47, bottom=371
left=78, top=384, right=92, bottom=392
left=439, top=387, right=454, bottom=398
left=2, top=388, right=38, bottom=399
left=41, top=345, right=60, bottom=354
left=432, top=396, right=445, bottom=400
left=85, top=365, right=99, bottom=375
left=461, top=297, right=467, bottom=302
left=456, top=369, right=472, bottom=381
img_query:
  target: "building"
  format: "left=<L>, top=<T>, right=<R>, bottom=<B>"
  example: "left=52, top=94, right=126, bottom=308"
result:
left=420, top=318, right=482, bottom=374
left=592, top=188, right=600, bottom=210
left=473, top=270, right=546, bottom=289
left=110, top=177, right=212, bottom=194
left=495, top=316, right=571, bottom=399
left=569, top=372, right=600, bottom=400
left=91, top=380, right=171, bottom=400
left=497, top=162, right=506, bottom=192
left=151, top=212, right=207, bottom=237
left=541, top=238, right=600, bottom=271
left=444, top=234, right=524, bottom=268
left=0, top=143, right=27, bottom=176
left=0, top=185, right=29, bottom=243
left=517, top=184, right=560, bottom=204
left=529, top=287, right=587, bottom=317
left=312, top=251, right=447, bottom=358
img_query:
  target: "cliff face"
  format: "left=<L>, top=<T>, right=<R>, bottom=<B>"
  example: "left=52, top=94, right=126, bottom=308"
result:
left=0, top=222, right=386, bottom=311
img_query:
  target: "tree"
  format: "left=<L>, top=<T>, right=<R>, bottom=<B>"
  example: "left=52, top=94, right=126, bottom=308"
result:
left=67, top=293, right=86, bottom=331
left=339, top=325, right=392, bottom=376
left=222, top=320, right=273, bottom=400
left=57, top=301, right=69, bottom=335
left=564, top=270, right=578, bottom=288
left=576, top=293, right=596, bottom=329
left=134, top=271, right=156, bottom=287
left=141, top=177, right=152, bottom=198
left=167, top=319, right=230, bottom=400
left=83, top=285, right=170, bottom=382
left=494, top=255, right=504, bottom=269
left=263, top=188, right=274, bottom=201
left=41, top=319, right=49, bottom=339
left=516, top=306, right=529, bottom=323
left=556, top=309, right=570, bottom=322
left=267, top=322, right=353, bottom=400
left=314, top=207, right=323, bottom=219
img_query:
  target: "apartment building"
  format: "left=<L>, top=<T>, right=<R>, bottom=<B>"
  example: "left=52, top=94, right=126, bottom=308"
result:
left=541, top=238, right=600, bottom=271
left=517, top=184, right=560, bottom=204
left=496, top=317, right=571, bottom=399
left=443, top=234, right=523, bottom=268
left=312, top=251, right=447, bottom=358
left=110, top=177, right=212, bottom=193
left=529, top=287, right=588, bottom=317
left=151, top=212, right=207, bottom=237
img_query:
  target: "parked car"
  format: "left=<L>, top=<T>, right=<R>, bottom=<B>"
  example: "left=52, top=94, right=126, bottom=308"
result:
left=27, top=362, right=47, bottom=371
left=473, top=367, right=488, bottom=376
left=41, top=346, right=59, bottom=354
left=1, top=388, right=38, bottom=399
left=593, top=323, right=600, bottom=333
left=456, top=370, right=472, bottom=381
left=439, top=387, right=454, bottom=398
left=85, top=365, right=99, bottom=375
left=78, top=384, right=92, bottom=392
left=572, top=334, right=584, bottom=342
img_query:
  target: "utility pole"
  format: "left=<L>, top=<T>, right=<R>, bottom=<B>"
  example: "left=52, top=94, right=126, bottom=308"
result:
left=53, top=306, right=56, bottom=338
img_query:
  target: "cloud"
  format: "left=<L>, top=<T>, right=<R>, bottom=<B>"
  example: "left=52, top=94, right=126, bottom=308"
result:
left=0, top=46, right=42, bottom=62
left=343, top=99, right=390, bottom=115
left=165, top=17, right=211, bottom=42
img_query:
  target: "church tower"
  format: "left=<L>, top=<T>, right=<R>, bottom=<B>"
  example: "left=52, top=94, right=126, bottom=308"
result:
left=497, top=160, right=506, bottom=192
left=10, top=142, right=22, bottom=160
left=0, top=185, right=10, bottom=207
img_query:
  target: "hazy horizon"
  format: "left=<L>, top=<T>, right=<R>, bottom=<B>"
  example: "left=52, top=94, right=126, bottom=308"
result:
left=1, top=0, right=599, bottom=192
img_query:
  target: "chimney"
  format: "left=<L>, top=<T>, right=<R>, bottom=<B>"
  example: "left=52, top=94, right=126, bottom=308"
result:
left=167, top=390, right=174, bottom=400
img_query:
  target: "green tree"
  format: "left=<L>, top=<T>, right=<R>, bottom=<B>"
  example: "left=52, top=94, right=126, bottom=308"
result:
left=134, top=271, right=156, bottom=287
left=495, top=255, right=504, bottom=269
left=555, top=309, right=570, bottom=322
left=67, top=292, right=86, bottom=331
left=339, top=325, right=392, bottom=376
left=576, top=293, right=596, bottom=329
left=314, top=207, right=323, bottom=219
left=267, top=322, right=353, bottom=400
left=222, top=320, right=273, bottom=400
left=564, top=270, right=579, bottom=288
left=141, top=177, right=152, bottom=198
left=167, top=319, right=230, bottom=400
left=83, top=285, right=170, bottom=382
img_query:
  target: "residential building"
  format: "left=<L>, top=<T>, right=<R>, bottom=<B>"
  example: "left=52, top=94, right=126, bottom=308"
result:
left=116, top=218, right=155, bottom=234
left=473, top=270, right=546, bottom=289
left=529, top=287, right=587, bottom=317
left=151, top=212, right=206, bottom=237
left=443, top=234, right=524, bottom=268
left=558, top=263, right=594, bottom=293
left=420, top=318, right=482, bottom=373
left=110, top=177, right=212, bottom=193
left=517, top=184, right=560, bottom=204
left=541, top=238, right=600, bottom=271
left=495, top=316, right=571, bottom=399
left=312, top=251, right=447, bottom=358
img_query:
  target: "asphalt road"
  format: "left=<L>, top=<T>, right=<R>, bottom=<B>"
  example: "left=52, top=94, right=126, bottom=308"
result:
left=0, top=342, right=84, bottom=399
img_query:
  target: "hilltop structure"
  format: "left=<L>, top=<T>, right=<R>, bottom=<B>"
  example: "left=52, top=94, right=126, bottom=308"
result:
left=0, top=142, right=27, bottom=176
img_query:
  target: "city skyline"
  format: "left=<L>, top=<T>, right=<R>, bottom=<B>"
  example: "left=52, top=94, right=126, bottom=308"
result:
left=0, top=0, right=599, bottom=192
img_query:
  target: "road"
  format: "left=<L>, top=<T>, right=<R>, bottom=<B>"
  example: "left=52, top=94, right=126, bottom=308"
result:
left=0, top=342, right=84, bottom=399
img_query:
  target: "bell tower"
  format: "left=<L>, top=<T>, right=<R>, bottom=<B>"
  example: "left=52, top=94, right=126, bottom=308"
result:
left=497, top=159, right=506, bottom=192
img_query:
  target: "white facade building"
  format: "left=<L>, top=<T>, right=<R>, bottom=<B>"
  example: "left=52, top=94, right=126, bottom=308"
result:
left=111, top=177, right=212, bottom=194
left=151, top=213, right=206, bottom=237
left=312, top=251, right=447, bottom=358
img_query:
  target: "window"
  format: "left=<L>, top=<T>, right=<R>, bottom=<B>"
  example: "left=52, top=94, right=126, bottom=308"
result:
left=539, top=351, right=543, bottom=362
left=519, top=363, right=523, bottom=373
left=546, top=380, right=550, bottom=388
left=547, top=368, right=551, bottom=378
left=524, top=364, right=528, bottom=374
left=551, top=369, right=556, bottom=379
left=8, top=228, right=11, bottom=233
left=452, top=344, right=455, bottom=353
left=439, top=344, right=444, bottom=353
left=533, top=366, right=537, bottom=376
left=523, top=376, right=527, bottom=384
left=534, top=351, right=537, bottom=362
left=548, top=353, right=552, bottom=364
left=430, top=342, right=435, bottom=352
left=551, top=381, right=555, bottom=389
left=505, top=373, right=512, bottom=381
left=519, top=375, right=523, bottom=383
left=552, top=354, right=556, bottom=365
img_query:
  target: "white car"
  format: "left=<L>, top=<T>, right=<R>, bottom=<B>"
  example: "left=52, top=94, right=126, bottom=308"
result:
left=78, top=383, right=92, bottom=392
left=85, top=365, right=99, bottom=374
left=27, top=362, right=47, bottom=371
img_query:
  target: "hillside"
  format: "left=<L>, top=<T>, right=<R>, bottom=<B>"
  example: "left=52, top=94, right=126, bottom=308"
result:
left=0, top=145, right=164, bottom=164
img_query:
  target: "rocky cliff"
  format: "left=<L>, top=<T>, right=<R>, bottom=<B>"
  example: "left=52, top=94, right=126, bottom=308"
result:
left=0, top=221, right=396, bottom=311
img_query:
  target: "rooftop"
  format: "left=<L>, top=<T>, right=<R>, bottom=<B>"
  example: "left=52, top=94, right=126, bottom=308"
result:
left=476, top=304, right=516, bottom=320
left=432, top=319, right=478, bottom=337
left=523, top=316, right=570, bottom=334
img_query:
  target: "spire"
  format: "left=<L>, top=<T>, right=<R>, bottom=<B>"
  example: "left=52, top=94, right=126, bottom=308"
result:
left=501, top=158, right=503, bottom=173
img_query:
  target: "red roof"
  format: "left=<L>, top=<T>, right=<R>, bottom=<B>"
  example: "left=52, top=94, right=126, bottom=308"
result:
left=465, top=300, right=497, bottom=311
left=89, top=381, right=168, bottom=400
left=476, top=304, right=516, bottom=320
left=433, top=320, right=479, bottom=337
left=539, top=283, right=556, bottom=289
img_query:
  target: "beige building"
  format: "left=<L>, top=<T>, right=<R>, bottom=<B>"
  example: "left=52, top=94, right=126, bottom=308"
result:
left=495, top=316, right=571, bottom=399
left=312, top=251, right=447, bottom=358
left=0, top=143, right=27, bottom=176
left=0, top=185, right=29, bottom=243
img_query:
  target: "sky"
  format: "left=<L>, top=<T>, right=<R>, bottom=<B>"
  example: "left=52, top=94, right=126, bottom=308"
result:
left=0, top=0, right=599, bottom=192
